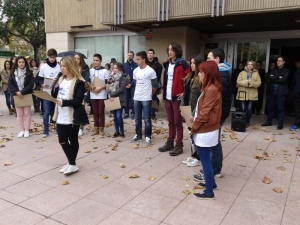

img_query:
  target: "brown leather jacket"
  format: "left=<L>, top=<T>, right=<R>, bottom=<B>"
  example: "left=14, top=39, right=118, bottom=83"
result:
left=191, top=84, right=222, bottom=134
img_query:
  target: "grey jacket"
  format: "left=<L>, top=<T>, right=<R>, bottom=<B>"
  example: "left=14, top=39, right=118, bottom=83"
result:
left=109, top=73, right=127, bottom=107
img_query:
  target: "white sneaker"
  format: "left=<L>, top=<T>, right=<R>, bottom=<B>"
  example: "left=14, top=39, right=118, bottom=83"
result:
left=145, top=137, right=151, bottom=146
left=78, top=129, right=83, bottom=136
left=59, top=163, right=70, bottom=173
left=187, top=159, right=201, bottom=167
left=24, top=131, right=30, bottom=138
left=129, top=134, right=142, bottom=143
left=42, top=134, right=48, bottom=138
left=182, top=157, right=194, bottom=164
left=63, top=165, right=79, bottom=175
left=215, top=173, right=223, bottom=178
left=17, top=131, right=25, bottom=138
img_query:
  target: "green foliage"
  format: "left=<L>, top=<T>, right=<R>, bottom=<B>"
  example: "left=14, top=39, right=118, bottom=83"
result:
left=0, top=0, right=45, bottom=60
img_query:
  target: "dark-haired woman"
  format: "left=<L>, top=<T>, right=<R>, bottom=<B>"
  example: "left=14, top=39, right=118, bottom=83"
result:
left=189, top=61, right=222, bottom=200
left=107, top=63, right=126, bottom=137
left=30, top=59, right=41, bottom=112
left=181, top=54, right=204, bottom=166
left=89, top=54, right=109, bottom=136
left=74, top=53, right=90, bottom=136
left=8, top=56, right=34, bottom=138
left=1, top=60, right=13, bottom=115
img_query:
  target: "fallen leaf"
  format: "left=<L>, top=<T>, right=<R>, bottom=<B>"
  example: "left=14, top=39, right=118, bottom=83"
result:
left=129, top=174, right=139, bottom=178
left=263, top=152, right=270, bottom=157
left=238, top=164, right=247, bottom=167
left=264, top=136, right=275, bottom=142
left=4, top=161, right=13, bottom=166
left=182, top=175, right=190, bottom=181
left=148, top=176, right=156, bottom=181
left=61, top=180, right=69, bottom=185
left=194, top=184, right=204, bottom=189
left=277, top=166, right=285, bottom=171
left=262, top=176, right=272, bottom=184
left=256, top=147, right=262, bottom=150
left=253, top=154, right=265, bottom=160
left=0, top=144, right=5, bottom=148
left=116, top=139, right=122, bottom=142
left=183, top=190, right=191, bottom=195
left=120, top=163, right=126, bottom=168
left=289, top=132, right=295, bottom=134
left=284, top=159, right=292, bottom=163
left=106, top=133, right=111, bottom=137
left=93, top=147, right=98, bottom=149
left=183, top=137, right=188, bottom=140
left=102, top=175, right=108, bottom=179
left=133, top=144, right=140, bottom=149
left=272, top=187, right=283, bottom=193
left=295, top=147, right=300, bottom=151
left=146, top=156, right=151, bottom=159
left=281, top=149, right=288, bottom=152
left=32, top=156, right=35, bottom=158
left=290, top=137, right=295, bottom=139
left=104, top=151, right=110, bottom=154
left=84, top=150, right=91, bottom=153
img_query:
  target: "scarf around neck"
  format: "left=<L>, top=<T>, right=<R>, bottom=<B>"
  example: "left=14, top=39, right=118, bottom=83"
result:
left=14, top=67, right=26, bottom=90
left=46, top=58, right=58, bottom=68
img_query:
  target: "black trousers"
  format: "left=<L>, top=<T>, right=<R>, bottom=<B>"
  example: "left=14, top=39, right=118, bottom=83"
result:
left=57, top=124, right=80, bottom=165
left=294, top=94, right=300, bottom=127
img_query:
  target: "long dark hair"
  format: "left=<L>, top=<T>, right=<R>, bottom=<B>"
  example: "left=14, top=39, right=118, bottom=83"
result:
left=74, top=52, right=87, bottom=71
left=199, top=61, right=221, bottom=92
left=29, top=59, right=40, bottom=68
left=12, top=56, right=32, bottom=77
left=3, top=60, right=12, bottom=71
left=185, top=54, right=204, bottom=89
left=115, top=62, right=125, bottom=73
left=10, top=56, right=16, bottom=68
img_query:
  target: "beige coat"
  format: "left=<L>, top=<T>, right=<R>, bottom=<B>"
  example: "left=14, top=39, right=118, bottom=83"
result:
left=236, top=70, right=261, bottom=101
left=0, top=69, right=10, bottom=91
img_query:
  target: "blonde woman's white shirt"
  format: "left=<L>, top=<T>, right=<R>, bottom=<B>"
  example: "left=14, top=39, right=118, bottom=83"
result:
left=56, top=79, right=72, bottom=124
left=38, top=63, right=61, bottom=93
left=89, top=67, right=109, bottom=99
left=133, top=65, right=156, bottom=101
left=193, top=93, right=219, bottom=147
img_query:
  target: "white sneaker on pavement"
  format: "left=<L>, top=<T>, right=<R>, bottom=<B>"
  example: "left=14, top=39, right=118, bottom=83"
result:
left=59, top=163, right=70, bottom=173
left=17, top=131, right=25, bottom=138
left=24, top=131, right=30, bottom=138
left=182, top=157, right=194, bottom=164
left=78, top=129, right=83, bottom=136
left=145, top=137, right=151, bottom=146
left=187, top=159, right=201, bottom=167
left=42, top=134, right=48, bottom=138
left=63, top=165, right=79, bottom=175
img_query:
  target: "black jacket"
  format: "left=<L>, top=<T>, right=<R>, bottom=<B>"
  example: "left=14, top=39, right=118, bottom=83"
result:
left=147, top=57, right=162, bottom=83
left=8, top=72, right=34, bottom=95
left=220, top=70, right=232, bottom=124
left=81, top=64, right=90, bottom=82
left=292, top=69, right=300, bottom=96
left=266, top=67, right=289, bottom=96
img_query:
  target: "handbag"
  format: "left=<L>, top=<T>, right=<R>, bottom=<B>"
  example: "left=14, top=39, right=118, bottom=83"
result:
left=73, top=105, right=89, bottom=125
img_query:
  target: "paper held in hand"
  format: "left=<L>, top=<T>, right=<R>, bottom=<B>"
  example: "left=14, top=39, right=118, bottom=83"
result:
left=13, top=94, right=33, bottom=107
left=180, top=106, right=193, bottom=128
left=104, top=97, right=121, bottom=111
left=151, top=100, right=159, bottom=109
left=33, top=91, right=55, bottom=102
left=93, top=77, right=104, bottom=87
left=44, top=78, right=54, bottom=88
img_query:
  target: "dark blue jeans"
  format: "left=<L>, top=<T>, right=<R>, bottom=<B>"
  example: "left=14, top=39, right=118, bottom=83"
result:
left=240, top=100, right=253, bottom=124
left=4, top=90, right=11, bottom=109
left=43, top=100, right=54, bottom=135
left=125, top=87, right=135, bottom=115
left=197, top=146, right=216, bottom=196
left=113, top=108, right=124, bottom=133
left=134, top=100, right=152, bottom=138
left=211, top=124, right=223, bottom=175
left=267, top=91, right=286, bottom=126
left=151, top=88, right=160, bottom=116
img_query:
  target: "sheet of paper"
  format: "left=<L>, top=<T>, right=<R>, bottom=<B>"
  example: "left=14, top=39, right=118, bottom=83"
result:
left=33, top=91, right=55, bottom=101
left=180, top=106, right=193, bottom=128
left=151, top=100, right=159, bottom=109
left=44, top=78, right=54, bottom=88
left=104, top=97, right=121, bottom=111
left=93, top=77, right=104, bottom=87
left=157, top=93, right=165, bottom=111
left=13, top=94, right=33, bottom=107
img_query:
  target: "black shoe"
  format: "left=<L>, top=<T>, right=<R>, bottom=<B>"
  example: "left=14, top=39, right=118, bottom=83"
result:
left=194, top=174, right=205, bottom=182
left=261, top=122, right=272, bottom=126
left=151, top=115, right=157, bottom=121
left=158, top=141, right=174, bottom=152
left=112, top=132, right=120, bottom=138
left=277, top=125, right=283, bottom=130
left=169, top=145, right=183, bottom=156
left=193, top=192, right=215, bottom=200
left=198, top=182, right=218, bottom=190
left=119, top=132, right=125, bottom=138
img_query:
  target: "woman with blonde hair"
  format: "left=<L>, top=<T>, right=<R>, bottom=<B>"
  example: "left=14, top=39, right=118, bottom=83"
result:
left=52, top=56, right=88, bottom=175
left=236, top=60, right=261, bottom=127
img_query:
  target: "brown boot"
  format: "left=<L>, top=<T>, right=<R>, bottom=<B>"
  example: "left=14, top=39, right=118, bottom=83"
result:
left=158, top=141, right=174, bottom=152
left=9, top=109, right=13, bottom=115
left=169, top=145, right=183, bottom=156
left=99, top=127, right=105, bottom=136
left=91, top=127, right=99, bottom=136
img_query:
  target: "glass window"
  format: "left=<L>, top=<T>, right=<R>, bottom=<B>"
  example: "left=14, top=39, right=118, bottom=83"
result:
left=128, top=35, right=145, bottom=57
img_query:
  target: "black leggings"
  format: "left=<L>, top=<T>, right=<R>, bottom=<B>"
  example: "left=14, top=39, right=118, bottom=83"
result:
left=57, top=124, right=80, bottom=165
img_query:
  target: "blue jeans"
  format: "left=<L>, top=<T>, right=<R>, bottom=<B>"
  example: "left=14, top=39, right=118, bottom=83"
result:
left=211, top=124, right=223, bottom=175
left=134, top=100, right=151, bottom=138
left=267, top=91, right=286, bottom=126
left=113, top=108, right=124, bottom=133
left=43, top=100, right=53, bottom=135
left=4, top=90, right=11, bottom=109
left=151, top=88, right=160, bottom=116
left=240, top=100, right=253, bottom=124
left=197, top=146, right=216, bottom=196
left=125, top=87, right=135, bottom=115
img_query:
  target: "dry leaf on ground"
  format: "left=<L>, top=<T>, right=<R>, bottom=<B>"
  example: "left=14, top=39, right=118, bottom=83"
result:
left=116, top=139, right=122, bottom=142
left=183, top=190, right=191, bottom=195
left=102, top=175, right=108, bottom=179
left=4, top=161, right=13, bottom=166
left=194, top=184, right=204, bottom=189
left=120, top=163, right=126, bottom=168
left=93, top=147, right=98, bottom=149
left=84, top=150, right=91, bottom=153
left=272, top=187, right=283, bottom=193
left=281, top=149, right=288, bottom=152
left=263, top=152, right=270, bottom=157
left=133, top=144, right=140, bottom=149
left=182, top=175, right=190, bottom=181
left=264, top=136, right=275, bottom=142
left=61, top=180, right=69, bottom=185
left=253, top=154, right=265, bottom=160
left=295, top=147, right=300, bottom=151
left=104, top=151, right=109, bottom=154
left=256, top=147, right=262, bottom=150
left=148, top=176, right=156, bottom=181
left=238, top=164, right=247, bottom=167
left=277, top=166, right=285, bottom=171
left=129, top=174, right=139, bottom=178
left=0, top=144, right=5, bottom=148
left=262, top=176, right=272, bottom=184
left=146, top=156, right=151, bottom=159
left=106, top=133, right=111, bottom=137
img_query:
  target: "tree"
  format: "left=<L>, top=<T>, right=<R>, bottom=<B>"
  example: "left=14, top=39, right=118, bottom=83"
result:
left=0, top=0, right=45, bottom=61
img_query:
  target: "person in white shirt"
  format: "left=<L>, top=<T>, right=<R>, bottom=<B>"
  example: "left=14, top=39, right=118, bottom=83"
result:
left=89, top=54, right=109, bottom=136
left=38, top=49, right=61, bottom=138
left=129, top=51, right=158, bottom=146
left=52, top=56, right=87, bottom=175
